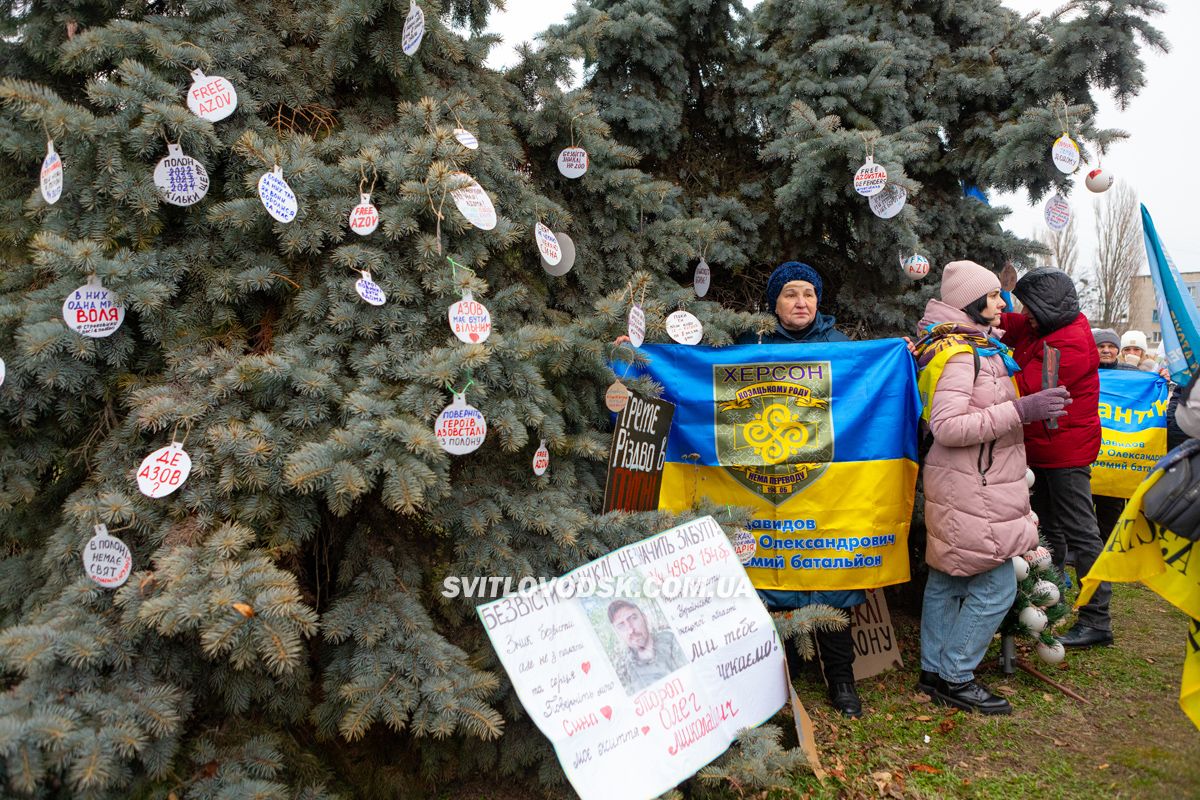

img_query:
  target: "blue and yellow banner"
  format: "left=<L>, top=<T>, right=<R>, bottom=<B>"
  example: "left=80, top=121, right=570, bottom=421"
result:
left=1142, top=204, right=1199, bottom=383
left=1092, top=370, right=1170, bottom=499
left=633, top=340, right=920, bottom=592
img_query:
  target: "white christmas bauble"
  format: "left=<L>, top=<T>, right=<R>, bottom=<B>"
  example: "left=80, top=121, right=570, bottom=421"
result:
left=63, top=278, right=125, bottom=338
left=1037, top=639, right=1066, bottom=664
left=605, top=380, right=630, bottom=413
left=355, top=272, right=386, bottom=306
left=1044, top=192, right=1071, bottom=232
left=1085, top=168, right=1114, bottom=193
left=448, top=291, right=491, bottom=343
left=186, top=70, right=238, bottom=122
left=1012, top=555, right=1029, bottom=581
left=542, top=231, right=575, bottom=276
left=853, top=158, right=888, bottom=198
left=1019, top=605, right=1048, bottom=633
left=136, top=442, right=192, bottom=498
left=1025, top=546, right=1052, bottom=569
left=1025, top=468, right=1035, bottom=488
left=901, top=253, right=930, bottom=280
left=1032, top=580, right=1061, bottom=608
left=532, top=440, right=549, bottom=476
left=1051, top=134, right=1080, bottom=174
left=0, top=355, right=5, bottom=388
left=349, top=193, right=380, bottom=235
left=557, top=147, right=589, bottom=179
left=453, top=128, right=479, bottom=150
left=868, top=183, right=907, bottom=219
left=435, top=394, right=486, bottom=455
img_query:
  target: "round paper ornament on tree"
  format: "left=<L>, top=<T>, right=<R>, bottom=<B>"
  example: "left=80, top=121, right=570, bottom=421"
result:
left=605, top=380, right=630, bottom=413
left=1043, top=192, right=1071, bottom=232
left=1025, top=468, right=1035, bottom=488
left=136, top=441, right=192, bottom=498
left=0, top=355, right=6, bottom=388
left=449, top=172, right=497, bottom=230
left=901, top=253, right=930, bottom=281
left=63, top=276, right=125, bottom=338
left=402, top=1, right=425, bottom=56
left=542, top=231, right=575, bottom=276
left=40, top=140, right=63, bottom=205
left=853, top=158, right=888, bottom=197
left=186, top=69, right=238, bottom=122
left=1051, top=134, right=1080, bottom=174
left=1013, top=555, right=1030, bottom=581
left=448, top=289, right=491, bottom=343
left=1037, top=639, right=1066, bottom=664
left=1085, top=168, right=1114, bottom=193
left=1025, top=546, right=1052, bottom=569
left=869, top=183, right=907, bottom=219
left=694, top=258, right=711, bottom=298
left=535, top=222, right=561, bottom=265
left=627, top=304, right=646, bottom=348
left=83, top=524, right=132, bottom=589
left=557, top=147, right=589, bottom=179
left=1019, top=605, right=1048, bottom=633
left=1031, top=580, right=1061, bottom=608
left=258, top=166, right=298, bottom=223
left=355, top=271, right=386, bottom=306
left=532, top=439, right=550, bottom=476
left=732, top=529, right=757, bottom=565
left=154, top=143, right=210, bottom=207
left=1030, top=510, right=1039, bottom=526
left=435, top=393, right=486, bottom=455
left=349, top=193, right=380, bottom=235
left=666, top=310, right=703, bottom=345
left=453, top=128, right=479, bottom=150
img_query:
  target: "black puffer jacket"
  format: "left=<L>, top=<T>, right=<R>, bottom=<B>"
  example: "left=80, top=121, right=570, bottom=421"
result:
left=1014, top=268, right=1080, bottom=334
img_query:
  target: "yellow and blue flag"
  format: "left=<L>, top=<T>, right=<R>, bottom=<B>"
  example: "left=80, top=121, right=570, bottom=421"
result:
left=1142, top=204, right=1199, bottom=383
left=633, top=340, right=920, bottom=592
left=1092, top=370, right=1170, bottom=499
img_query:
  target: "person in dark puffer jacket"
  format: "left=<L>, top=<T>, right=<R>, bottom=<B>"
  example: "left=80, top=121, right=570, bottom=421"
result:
left=1000, top=268, right=1111, bottom=649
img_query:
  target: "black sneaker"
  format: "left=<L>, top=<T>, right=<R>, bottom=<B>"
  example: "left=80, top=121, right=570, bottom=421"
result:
left=916, top=670, right=942, bottom=696
left=828, top=682, right=863, bottom=718
left=933, top=679, right=1012, bottom=715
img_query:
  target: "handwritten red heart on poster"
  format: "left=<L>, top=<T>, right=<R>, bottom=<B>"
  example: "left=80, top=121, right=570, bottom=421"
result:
left=469, top=333, right=479, bottom=342
left=581, top=662, right=591, bottom=674
left=600, top=706, right=612, bottom=720
left=641, top=726, right=650, bottom=735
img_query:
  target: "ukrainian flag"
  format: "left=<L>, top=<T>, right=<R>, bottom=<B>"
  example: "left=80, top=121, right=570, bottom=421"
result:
left=631, top=340, right=920, bottom=591
left=1092, top=370, right=1170, bottom=499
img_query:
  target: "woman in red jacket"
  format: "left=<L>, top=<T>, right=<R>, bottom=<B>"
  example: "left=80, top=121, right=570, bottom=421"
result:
left=1000, top=267, right=1111, bottom=649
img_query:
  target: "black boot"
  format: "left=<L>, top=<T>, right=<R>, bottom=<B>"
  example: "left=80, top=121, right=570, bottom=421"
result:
left=916, top=670, right=942, bottom=696
left=828, top=682, right=862, bottom=718
left=1057, top=624, right=1114, bottom=649
left=934, top=679, right=1012, bottom=715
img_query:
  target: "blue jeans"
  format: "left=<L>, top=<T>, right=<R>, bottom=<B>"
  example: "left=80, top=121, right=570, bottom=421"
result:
left=920, top=560, right=1016, bottom=684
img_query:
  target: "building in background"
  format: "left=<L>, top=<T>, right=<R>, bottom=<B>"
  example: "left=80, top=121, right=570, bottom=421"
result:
left=1127, top=264, right=1200, bottom=350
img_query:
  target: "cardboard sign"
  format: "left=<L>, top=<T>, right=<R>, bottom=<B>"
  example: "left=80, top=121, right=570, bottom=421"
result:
left=83, top=524, right=132, bottom=589
left=848, top=589, right=902, bottom=681
left=40, top=140, right=63, bottom=205
left=154, top=144, right=209, bottom=206
left=258, top=167, right=298, bottom=223
left=63, top=278, right=125, bottom=338
left=186, top=70, right=238, bottom=122
left=1043, top=343, right=1061, bottom=429
left=349, top=193, right=379, bottom=235
left=603, top=392, right=674, bottom=513
left=477, top=515, right=787, bottom=800
left=402, top=2, right=425, bottom=56
left=136, top=442, right=192, bottom=498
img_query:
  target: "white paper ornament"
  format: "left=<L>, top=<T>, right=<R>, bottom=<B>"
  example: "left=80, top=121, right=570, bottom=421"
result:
left=1025, top=468, right=1035, bottom=488
left=535, top=222, right=562, bottom=265
left=1019, top=605, right=1048, bottom=633
left=542, top=231, right=575, bottom=276
left=1051, top=134, right=1080, bottom=174
left=732, top=529, right=757, bottom=565
left=40, top=140, right=63, bottom=205
left=83, top=524, right=132, bottom=589
left=666, top=310, right=703, bottom=345
left=1085, top=168, right=1114, bottom=193
left=258, top=166, right=298, bottom=223
left=627, top=304, right=646, bottom=348
left=448, top=290, right=491, bottom=343
left=449, top=172, right=497, bottom=230
left=454, top=128, right=479, bottom=150
left=1032, top=580, right=1061, bottom=608
left=1013, top=555, right=1030, bottom=581
left=1044, top=192, right=1071, bottom=232
left=853, top=158, right=888, bottom=197
left=1031, top=510, right=1039, bottom=526
left=901, top=253, right=930, bottom=281
left=0, top=355, right=5, bottom=388
left=605, top=380, right=630, bottom=413
left=532, top=439, right=550, bottom=476
left=1025, top=546, right=1052, bottom=570
left=154, top=143, right=209, bottom=207
left=694, top=258, right=711, bottom=297
left=355, top=271, right=386, bottom=306
left=402, top=2, right=426, bottom=56
left=1036, top=640, right=1066, bottom=664
left=63, top=277, right=125, bottom=338
left=186, top=69, right=238, bottom=122
left=868, top=183, right=907, bottom=219
left=136, top=441, right=192, bottom=498
left=557, top=146, right=589, bottom=179
left=349, top=193, right=380, bottom=235
left=435, top=393, right=486, bottom=455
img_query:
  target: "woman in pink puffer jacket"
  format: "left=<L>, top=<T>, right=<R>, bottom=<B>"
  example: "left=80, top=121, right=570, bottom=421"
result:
left=913, top=261, right=1070, bottom=716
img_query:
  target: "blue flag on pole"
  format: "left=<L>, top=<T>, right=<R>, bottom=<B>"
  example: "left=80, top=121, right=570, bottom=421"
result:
left=1141, top=204, right=1200, bottom=382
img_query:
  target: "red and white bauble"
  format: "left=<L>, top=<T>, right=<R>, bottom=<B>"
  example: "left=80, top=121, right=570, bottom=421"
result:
left=1085, top=168, right=1114, bottom=193
left=349, top=193, right=380, bottom=235
left=448, top=290, right=491, bottom=343
left=63, top=277, right=125, bottom=338
left=186, top=69, right=238, bottom=122
left=901, top=253, right=930, bottom=280
left=532, top=439, right=550, bottom=476
left=435, top=393, right=486, bottom=455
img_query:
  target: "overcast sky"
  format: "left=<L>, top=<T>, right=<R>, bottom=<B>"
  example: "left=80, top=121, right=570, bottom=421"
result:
left=482, top=1, right=1199, bottom=274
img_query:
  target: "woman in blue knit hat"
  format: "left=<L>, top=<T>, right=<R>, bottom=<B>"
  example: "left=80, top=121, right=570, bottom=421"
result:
left=737, top=261, right=861, bottom=718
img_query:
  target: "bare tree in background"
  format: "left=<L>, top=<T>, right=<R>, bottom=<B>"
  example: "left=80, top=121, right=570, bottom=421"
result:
left=1038, top=213, right=1079, bottom=276
left=1092, top=180, right=1144, bottom=329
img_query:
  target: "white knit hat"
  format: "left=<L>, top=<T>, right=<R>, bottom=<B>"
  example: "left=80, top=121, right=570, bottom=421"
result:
left=1121, top=330, right=1149, bottom=351
left=940, top=260, right=1001, bottom=310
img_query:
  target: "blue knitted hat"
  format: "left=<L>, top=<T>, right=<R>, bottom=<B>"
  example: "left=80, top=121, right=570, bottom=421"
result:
left=766, top=261, right=823, bottom=309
